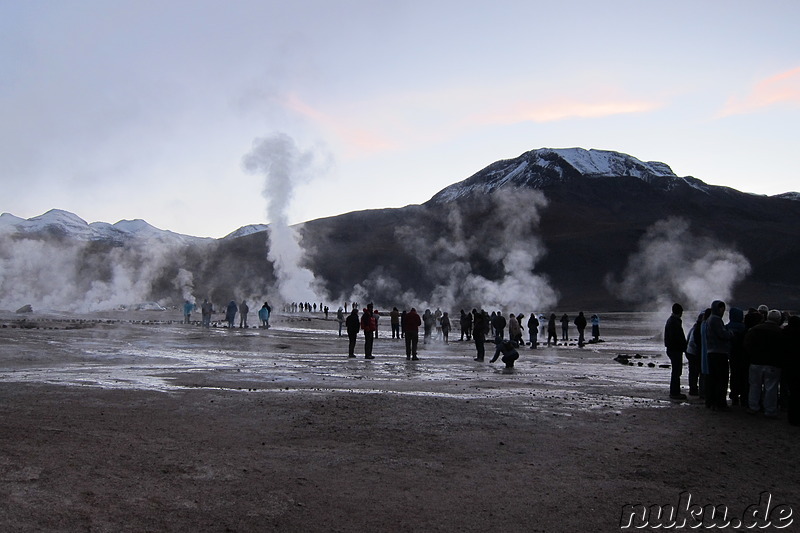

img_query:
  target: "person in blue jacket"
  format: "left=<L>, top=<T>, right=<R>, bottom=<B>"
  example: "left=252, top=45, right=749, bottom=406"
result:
left=258, top=302, right=271, bottom=328
left=183, top=300, right=195, bottom=324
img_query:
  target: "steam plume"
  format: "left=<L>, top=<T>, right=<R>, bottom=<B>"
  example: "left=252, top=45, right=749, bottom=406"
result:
left=173, top=268, right=195, bottom=304
left=376, top=187, right=558, bottom=312
left=0, top=233, right=185, bottom=312
left=242, top=133, right=329, bottom=304
left=606, top=217, right=752, bottom=311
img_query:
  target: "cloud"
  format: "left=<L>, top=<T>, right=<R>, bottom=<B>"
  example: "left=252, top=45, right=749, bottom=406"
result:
left=282, top=84, right=664, bottom=163
left=282, top=93, right=398, bottom=157
left=467, top=97, right=662, bottom=126
left=718, top=66, right=800, bottom=117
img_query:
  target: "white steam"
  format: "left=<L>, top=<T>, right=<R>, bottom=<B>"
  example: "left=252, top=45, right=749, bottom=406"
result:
left=459, top=189, right=557, bottom=311
left=375, top=188, right=558, bottom=312
left=0, top=234, right=189, bottom=312
left=173, top=268, right=195, bottom=304
left=606, top=217, right=752, bottom=312
left=242, top=132, right=330, bottom=304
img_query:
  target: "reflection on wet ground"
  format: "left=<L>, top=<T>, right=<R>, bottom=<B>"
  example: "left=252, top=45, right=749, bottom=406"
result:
left=0, top=311, right=676, bottom=415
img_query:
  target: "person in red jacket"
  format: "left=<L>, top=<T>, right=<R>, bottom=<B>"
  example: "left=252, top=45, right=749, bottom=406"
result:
left=360, top=303, right=377, bottom=359
left=403, top=308, right=422, bottom=360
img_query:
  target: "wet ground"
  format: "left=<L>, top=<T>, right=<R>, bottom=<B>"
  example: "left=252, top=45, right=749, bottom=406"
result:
left=3, top=309, right=798, bottom=532
left=0, top=310, right=676, bottom=415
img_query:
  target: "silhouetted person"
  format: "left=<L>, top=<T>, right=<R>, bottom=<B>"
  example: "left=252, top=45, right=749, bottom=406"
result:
left=508, top=313, right=522, bottom=346
left=462, top=309, right=473, bottom=341
left=201, top=299, right=213, bottom=328
left=337, top=307, right=345, bottom=336
left=345, top=308, right=360, bottom=358
left=225, top=300, right=238, bottom=329
left=783, top=315, right=800, bottom=426
left=685, top=312, right=704, bottom=396
left=491, top=312, right=506, bottom=344
left=547, top=313, right=558, bottom=346
left=527, top=313, right=539, bottom=348
left=490, top=339, right=520, bottom=369
left=390, top=307, right=401, bottom=339
left=560, top=313, right=569, bottom=341
left=434, top=307, right=443, bottom=340
left=239, top=300, right=249, bottom=328
left=574, top=311, right=587, bottom=347
left=423, top=309, right=435, bottom=344
left=745, top=309, right=786, bottom=418
left=702, top=300, right=733, bottom=411
left=441, top=312, right=451, bottom=344
left=404, top=307, right=422, bottom=360
left=473, top=310, right=487, bottom=361
left=361, top=304, right=376, bottom=359
left=664, top=303, right=688, bottom=400
left=727, top=307, right=747, bottom=406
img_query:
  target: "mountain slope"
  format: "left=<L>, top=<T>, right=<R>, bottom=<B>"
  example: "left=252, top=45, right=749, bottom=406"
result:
left=2, top=148, right=799, bottom=311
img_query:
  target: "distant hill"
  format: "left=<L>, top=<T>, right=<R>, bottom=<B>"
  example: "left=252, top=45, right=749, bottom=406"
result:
left=2, top=148, right=799, bottom=312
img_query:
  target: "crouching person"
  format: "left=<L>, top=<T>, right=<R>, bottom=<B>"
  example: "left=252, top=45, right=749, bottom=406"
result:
left=490, top=339, right=520, bottom=369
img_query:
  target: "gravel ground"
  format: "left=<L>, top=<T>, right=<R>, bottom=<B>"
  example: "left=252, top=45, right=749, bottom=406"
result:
left=0, top=310, right=797, bottom=532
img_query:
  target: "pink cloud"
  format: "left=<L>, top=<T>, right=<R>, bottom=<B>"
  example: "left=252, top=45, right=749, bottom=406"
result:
left=468, top=98, right=662, bottom=126
left=719, top=66, right=800, bottom=117
left=282, top=93, right=397, bottom=156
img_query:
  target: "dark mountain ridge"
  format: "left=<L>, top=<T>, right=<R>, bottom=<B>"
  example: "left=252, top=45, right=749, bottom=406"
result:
left=302, top=148, right=800, bottom=310
left=2, top=148, right=798, bottom=312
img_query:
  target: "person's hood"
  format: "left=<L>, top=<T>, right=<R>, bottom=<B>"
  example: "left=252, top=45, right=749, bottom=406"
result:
left=711, top=300, right=725, bottom=317
left=729, top=307, right=744, bottom=323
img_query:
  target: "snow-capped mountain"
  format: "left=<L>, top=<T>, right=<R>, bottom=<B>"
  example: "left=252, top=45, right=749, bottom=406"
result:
left=0, top=209, right=210, bottom=245
left=773, top=191, right=800, bottom=201
left=429, top=147, right=715, bottom=203
left=223, top=223, right=269, bottom=240
left=2, top=147, right=799, bottom=311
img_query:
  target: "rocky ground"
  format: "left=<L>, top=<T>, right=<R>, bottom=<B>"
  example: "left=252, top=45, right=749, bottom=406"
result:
left=0, top=310, right=797, bottom=532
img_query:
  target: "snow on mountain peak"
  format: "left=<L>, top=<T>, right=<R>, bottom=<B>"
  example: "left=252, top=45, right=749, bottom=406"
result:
left=428, top=147, right=689, bottom=204
left=223, top=224, right=269, bottom=240
left=542, top=148, right=677, bottom=178
left=30, top=208, right=90, bottom=228
left=112, top=219, right=158, bottom=235
left=24, top=209, right=95, bottom=238
left=1, top=209, right=209, bottom=244
left=774, top=192, right=800, bottom=202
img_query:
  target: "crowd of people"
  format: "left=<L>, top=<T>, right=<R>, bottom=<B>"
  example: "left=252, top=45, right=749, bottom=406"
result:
left=180, top=296, right=798, bottom=426
left=664, top=301, right=799, bottom=426
left=183, top=299, right=273, bottom=329
left=339, top=304, right=602, bottom=368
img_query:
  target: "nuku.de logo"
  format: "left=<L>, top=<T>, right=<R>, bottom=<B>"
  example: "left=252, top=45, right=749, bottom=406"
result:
left=620, top=491, right=793, bottom=529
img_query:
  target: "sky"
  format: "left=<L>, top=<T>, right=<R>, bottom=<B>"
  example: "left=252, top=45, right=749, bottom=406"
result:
left=1, top=0, right=799, bottom=238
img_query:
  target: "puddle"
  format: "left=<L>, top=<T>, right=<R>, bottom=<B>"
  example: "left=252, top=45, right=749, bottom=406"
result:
left=0, top=311, right=674, bottom=413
